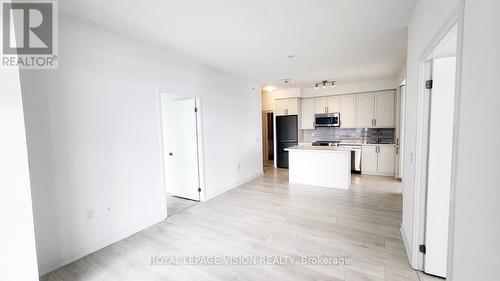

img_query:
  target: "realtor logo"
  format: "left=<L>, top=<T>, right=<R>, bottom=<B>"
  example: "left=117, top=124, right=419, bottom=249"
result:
left=1, top=0, right=58, bottom=69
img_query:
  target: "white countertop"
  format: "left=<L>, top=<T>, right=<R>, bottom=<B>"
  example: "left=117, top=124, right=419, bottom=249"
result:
left=299, top=142, right=395, bottom=146
left=285, top=145, right=351, bottom=153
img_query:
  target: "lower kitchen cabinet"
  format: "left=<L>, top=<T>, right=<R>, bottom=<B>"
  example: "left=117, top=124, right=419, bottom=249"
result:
left=361, top=145, right=395, bottom=176
left=361, top=146, right=378, bottom=173
left=377, top=145, right=396, bottom=174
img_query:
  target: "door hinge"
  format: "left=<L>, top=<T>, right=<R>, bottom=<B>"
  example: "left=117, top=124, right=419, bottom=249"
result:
left=197, top=187, right=201, bottom=192
left=194, top=107, right=198, bottom=112
left=425, top=80, right=433, bottom=90
left=419, top=244, right=427, bottom=254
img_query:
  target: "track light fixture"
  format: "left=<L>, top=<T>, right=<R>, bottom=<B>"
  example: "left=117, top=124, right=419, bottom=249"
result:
left=314, top=80, right=336, bottom=90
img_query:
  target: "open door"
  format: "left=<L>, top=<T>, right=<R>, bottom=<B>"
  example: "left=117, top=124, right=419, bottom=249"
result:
left=424, top=56, right=456, bottom=277
left=163, top=98, right=201, bottom=201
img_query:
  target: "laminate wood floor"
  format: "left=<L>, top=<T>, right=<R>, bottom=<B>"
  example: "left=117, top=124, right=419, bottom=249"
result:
left=41, top=167, right=443, bottom=281
left=166, top=194, right=198, bottom=218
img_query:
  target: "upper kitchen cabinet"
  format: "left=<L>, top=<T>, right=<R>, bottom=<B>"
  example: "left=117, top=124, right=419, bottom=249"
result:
left=314, top=97, right=328, bottom=114
left=356, top=93, right=376, bottom=127
left=327, top=96, right=339, bottom=113
left=275, top=98, right=299, bottom=116
left=339, top=95, right=356, bottom=127
left=375, top=90, right=395, bottom=127
left=314, top=96, right=339, bottom=114
left=301, top=98, right=315, bottom=129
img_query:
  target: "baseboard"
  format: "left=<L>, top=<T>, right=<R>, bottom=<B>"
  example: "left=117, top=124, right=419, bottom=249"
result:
left=400, top=226, right=412, bottom=265
left=204, top=172, right=263, bottom=201
left=39, top=215, right=165, bottom=276
left=361, top=172, right=396, bottom=177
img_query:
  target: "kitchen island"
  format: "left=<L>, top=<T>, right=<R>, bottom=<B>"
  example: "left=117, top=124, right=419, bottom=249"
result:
left=285, top=145, right=351, bottom=190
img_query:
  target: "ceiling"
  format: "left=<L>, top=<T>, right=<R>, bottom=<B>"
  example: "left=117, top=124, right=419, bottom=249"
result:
left=60, top=0, right=417, bottom=88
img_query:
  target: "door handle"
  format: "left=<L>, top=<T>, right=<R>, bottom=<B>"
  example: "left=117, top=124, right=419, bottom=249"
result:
left=169, top=152, right=173, bottom=156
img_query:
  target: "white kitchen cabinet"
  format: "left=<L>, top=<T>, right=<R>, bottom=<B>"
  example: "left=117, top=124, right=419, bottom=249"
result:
left=275, top=99, right=287, bottom=116
left=377, top=145, right=396, bottom=174
left=361, top=144, right=396, bottom=176
left=375, top=91, right=395, bottom=127
left=361, top=146, right=378, bottom=174
left=339, top=95, right=356, bottom=127
left=327, top=96, right=339, bottom=113
left=356, top=93, right=375, bottom=127
left=301, top=98, right=315, bottom=129
left=314, top=97, right=328, bottom=114
left=315, top=96, right=339, bottom=114
left=275, top=98, right=299, bottom=116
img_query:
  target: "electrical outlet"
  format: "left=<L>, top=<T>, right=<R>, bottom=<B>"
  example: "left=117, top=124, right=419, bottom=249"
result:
left=86, top=209, right=95, bottom=220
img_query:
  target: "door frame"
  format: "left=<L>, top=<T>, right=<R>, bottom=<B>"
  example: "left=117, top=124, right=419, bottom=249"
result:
left=410, top=2, right=464, bottom=273
left=261, top=110, right=274, bottom=168
left=157, top=90, right=206, bottom=218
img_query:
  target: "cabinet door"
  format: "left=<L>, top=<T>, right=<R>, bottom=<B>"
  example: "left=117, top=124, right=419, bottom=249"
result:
left=339, top=95, right=356, bottom=127
left=375, top=91, right=395, bottom=127
left=301, top=98, right=315, bottom=129
left=286, top=98, right=299, bottom=115
left=361, top=146, right=378, bottom=173
left=327, top=96, right=339, bottom=113
left=378, top=145, right=395, bottom=174
left=356, top=93, right=375, bottom=127
left=275, top=99, right=287, bottom=116
left=314, top=97, right=328, bottom=114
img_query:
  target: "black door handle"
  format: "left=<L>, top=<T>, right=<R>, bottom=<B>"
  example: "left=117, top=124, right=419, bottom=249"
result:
left=169, top=152, right=173, bottom=156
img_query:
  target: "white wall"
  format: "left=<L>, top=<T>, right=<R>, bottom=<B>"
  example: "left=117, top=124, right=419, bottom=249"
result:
left=401, top=0, right=459, bottom=266
left=20, top=15, right=262, bottom=275
left=261, top=90, right=275, bottom=111
left=0, top=69, right=39, bottom=280
left=448, top=1, right=500, bottom=279
left=302, top=78, right=398, bottom=97
left=274, top=87, right=301, bottom=99
left=262, top=79, right=399, bottom=110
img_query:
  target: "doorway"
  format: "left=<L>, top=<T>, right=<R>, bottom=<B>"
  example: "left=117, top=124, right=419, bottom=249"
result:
left=160, top=95, right=204, bottom=217
left=262, top=111, right=274, bottom=167
left=417, top=24, right=458, bottom=278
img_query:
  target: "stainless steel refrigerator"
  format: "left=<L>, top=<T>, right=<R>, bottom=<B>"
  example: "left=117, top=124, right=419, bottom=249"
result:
left=276, top=115, right=298, bottom=168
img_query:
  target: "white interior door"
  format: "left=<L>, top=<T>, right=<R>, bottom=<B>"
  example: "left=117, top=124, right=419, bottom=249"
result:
left=424, top=56, right=456, bottom=277
left=164, top=98, right=200, bottom=201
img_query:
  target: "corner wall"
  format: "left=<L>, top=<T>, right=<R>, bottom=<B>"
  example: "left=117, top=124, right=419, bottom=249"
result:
left=20, top=15, right=262, bottom=275
left=0, top=69, right=39, bottom=280
left=449, top=1, right=500, bottom=279
left=401, top=0, right=459, bottom=266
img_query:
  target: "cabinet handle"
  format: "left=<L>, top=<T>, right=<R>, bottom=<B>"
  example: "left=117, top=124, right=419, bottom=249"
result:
left=372, top=119, right=376, bottom=126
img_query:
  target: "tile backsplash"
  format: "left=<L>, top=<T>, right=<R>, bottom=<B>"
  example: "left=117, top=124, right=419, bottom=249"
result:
left=302, top=127, right=395, bottom=143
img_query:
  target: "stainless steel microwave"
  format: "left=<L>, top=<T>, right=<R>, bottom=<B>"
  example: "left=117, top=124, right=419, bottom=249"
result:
left=314, top=113, right=340, bottom=127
